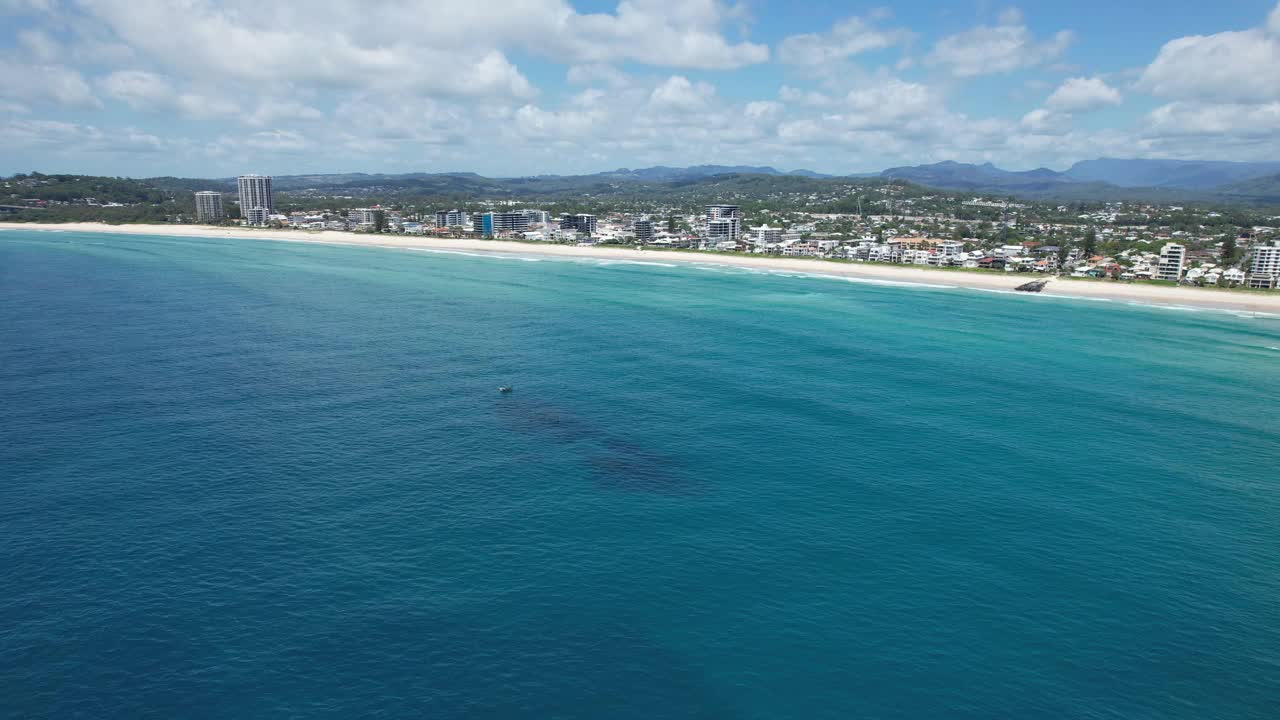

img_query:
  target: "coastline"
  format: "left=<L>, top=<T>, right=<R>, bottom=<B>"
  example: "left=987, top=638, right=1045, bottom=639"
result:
left=5, top=221, right=1280, bottom=314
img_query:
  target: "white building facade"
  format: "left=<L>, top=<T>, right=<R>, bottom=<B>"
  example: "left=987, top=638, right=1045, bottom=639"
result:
left=194, top=191, right=224, bottom=223
left=633, top=218, right=654, bottom=244
left=1248, top=241, right=1280, bottom=289
left=237, top=175, right=273, bottom=225
left=435, top=209, right=470, bottom=227
left=1155, top=243, right=1186, bottom=282
left=704, top=205, right=742, bottom=242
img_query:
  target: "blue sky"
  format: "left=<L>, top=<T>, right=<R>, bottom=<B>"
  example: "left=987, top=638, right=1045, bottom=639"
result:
left=2, top=0, right=1279, bottom=178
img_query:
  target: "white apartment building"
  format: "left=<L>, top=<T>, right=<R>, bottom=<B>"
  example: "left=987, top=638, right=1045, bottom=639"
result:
left=704, top=204, right=742, bottom=242
left=435, top=209, right=470, bottom=227
left=475, top=211, right=531, bottom=235
left=237, top=175, right=273, bottom=224
left=348, top=208, right=379, bottom=226
left=705, top=204, right=741, bottom=220
left=1248, top=240, right=1280, bottom=289
left=522, top=209, right=550, bottom=226
left=633, top=218, right=655, bottom=244
left=244, top=207, right=269, bottom=226
left=1155, top=243, right=1187, bottom=282
left=935, top=241, right=965, bottom=265
left=706, top=217, right=741, bottom=245
left=752, top=225, right=784, bottom=245
left=194, top=191, right=224, bottom=223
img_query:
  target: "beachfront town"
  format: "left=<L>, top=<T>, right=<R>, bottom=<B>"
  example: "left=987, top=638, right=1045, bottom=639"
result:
left=192, top=175, right=1280, bottom=291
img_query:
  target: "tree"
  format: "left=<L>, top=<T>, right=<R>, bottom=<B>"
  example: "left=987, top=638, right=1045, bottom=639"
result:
left=1222, top=234, right=1238, bottom=265
left=373, top=209, right=387, bottom=233
left=1057, top=242, right=1070, bottom=267
left=667, top=214, right=676, bottom=233
left=1082, top=227, right=1097, bottom=258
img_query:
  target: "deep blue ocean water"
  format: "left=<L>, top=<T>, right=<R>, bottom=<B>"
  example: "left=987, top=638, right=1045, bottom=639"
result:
left=2, top=229, right=1280, bottom=719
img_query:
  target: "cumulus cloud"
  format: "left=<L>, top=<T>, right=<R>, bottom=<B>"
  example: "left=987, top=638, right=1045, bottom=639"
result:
left=0, top=60, right=100, bottom=109
left=778, top=15, right=910, bottom=65
left=72, top=0, right=538, bottom=101
left=7, top=0, right=1280, bottom=174
left=649, top=76, right=716, bottom=114
left=1132, top=3, right=1280, bottom=151
left=1138, top=11, right=1280, bottom=103
left=1019, top=108, right=1070, bottom=134
left=1145, top=101, right=1280, bottom=138
left=562, top=0, right=768, bottom=69
left=566, top=64, right=632, bottom=88
left=1045, top=77, right=1121, bottom=112
left=16, top=28, right=60, bottom=62
left=333, top=95, right=468, bottom=145
left=779, top=86, right=836, bottom=107
left=514, top=103, right=605, bottom=141
left=0, top=118, right=167, bottom=153
left=926, top=8, right=1074, bottom=77
left=844, top=78, right=935, bottom=127
left=239, top=129, right=310, bottom=153
left=56, top=0, right=764, bottom=111
left=97, top=70, right=238, bottom=118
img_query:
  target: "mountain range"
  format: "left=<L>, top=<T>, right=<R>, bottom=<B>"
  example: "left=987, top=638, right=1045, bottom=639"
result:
left=879, top=159, right=1280, bottom=203
left=139, top=158, right=1280, bottom=206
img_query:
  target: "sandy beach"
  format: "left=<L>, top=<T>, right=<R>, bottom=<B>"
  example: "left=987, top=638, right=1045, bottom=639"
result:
left=6, top=221, right=1280, bottom=314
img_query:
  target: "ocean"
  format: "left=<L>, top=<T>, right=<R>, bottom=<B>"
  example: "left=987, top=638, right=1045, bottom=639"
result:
left=2, top=229, right=1279, bottom=719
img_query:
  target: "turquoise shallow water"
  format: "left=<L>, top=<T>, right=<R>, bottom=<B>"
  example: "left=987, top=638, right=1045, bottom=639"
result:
left=2, top=229, right=1280, bottom=719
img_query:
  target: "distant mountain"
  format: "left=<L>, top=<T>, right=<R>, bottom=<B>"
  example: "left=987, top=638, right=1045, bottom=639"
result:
left=1215, top=172, right=1280, bottom=204
left=784, top=168, right=833, bottom=178
left=880, top=161, right=1077, bottom=191
left=128, top=160, right=1280, bottom=207
left=1063, top=158, right=1280, bottom=190
left=879, top=159, right=1280, bottom=204
left=595, top=165, right=830, bottom=181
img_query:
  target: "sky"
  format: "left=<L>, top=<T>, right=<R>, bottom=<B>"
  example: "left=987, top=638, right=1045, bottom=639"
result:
left=2, top=0, right=1280, bottom=178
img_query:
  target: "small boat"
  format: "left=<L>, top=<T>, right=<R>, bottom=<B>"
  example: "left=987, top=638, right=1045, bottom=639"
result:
left=498, top=386, right=513, bottom=393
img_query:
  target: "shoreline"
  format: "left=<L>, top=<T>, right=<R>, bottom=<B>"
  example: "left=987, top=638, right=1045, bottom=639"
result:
left=5, top=221, right=1280, bottom=314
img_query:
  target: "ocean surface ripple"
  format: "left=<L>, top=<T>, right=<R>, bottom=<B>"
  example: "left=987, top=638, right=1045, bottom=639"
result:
left=2, top=231, right=1279, bottom=719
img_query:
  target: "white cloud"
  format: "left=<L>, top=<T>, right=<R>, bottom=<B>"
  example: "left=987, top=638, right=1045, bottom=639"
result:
left=844, top=78, right=935, bottom=127
left=17, top=29, right=60, bottom=62
left=1130, top=3, right=1280, bottom=160
left=778, top=15, right=910, bottom=65
left=648, top=75, right=716, bottom=113
left=566, top=64, right=631, bottom=88
left=333, top=96, right=467, bottom=145
left=239, top=129, right=310, bottom=153
left=1019, top=108, right=1070, bottom=134
left=1045, top=77, right=1121, bottom=112
left=514, top=103, right=605, bottom=141
left=1145, top=101, right=1280, bottom=138
left=49, top=0, right=764, bottom=114
left=1138, top=23, right=1280, bottom=103
left=779, top=86, right=836, bottom=107
left=97, top=70, right=238, bottom=119
left=562, top=0, right=769, bottom=70
left=0, top=0, right=56, bottom=14
left=244, top=99, right=324, bottom=127
left=97, top=70, right=173, bottom=110
left=927, top=8, right=1074, bottom=77
left=73, top=0, right=538, bottom=100
left=0, top=118, right=166, bottom=153
left=0, top=60, right=100, bottom=109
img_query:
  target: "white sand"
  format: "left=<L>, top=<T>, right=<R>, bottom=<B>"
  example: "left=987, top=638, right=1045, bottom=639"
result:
left=6, top=222, right=1280, bottom=314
